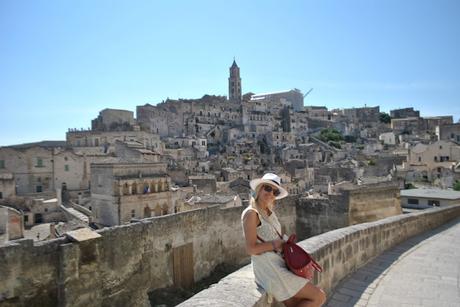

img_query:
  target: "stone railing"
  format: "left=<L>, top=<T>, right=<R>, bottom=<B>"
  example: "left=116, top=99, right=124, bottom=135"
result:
left=178, top=204, right=460, bottom=306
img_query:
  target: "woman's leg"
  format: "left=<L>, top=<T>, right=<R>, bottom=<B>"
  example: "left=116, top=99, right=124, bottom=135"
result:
left=283, top=282, right=326, bottom=307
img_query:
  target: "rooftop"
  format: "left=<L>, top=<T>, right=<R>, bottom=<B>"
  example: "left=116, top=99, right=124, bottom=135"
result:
left=400, top=188, right=460, bottom=200
left=4, top=140, right=67, bottom=149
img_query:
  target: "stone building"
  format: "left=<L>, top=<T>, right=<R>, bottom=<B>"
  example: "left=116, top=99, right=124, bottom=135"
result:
left=1, top=195, right=63, bottom=227
left=250, top=89, right=304, bottom=112
left=0, top=205, right=23, bottom=241
left=228, top=60, right=242, bottom=103
left=0, top=141, right=66, bottom=195
left=0, top=171, right=15, bottom=200
left=390, top=107, right=420, bottom=119
left=90, top=162, right=172, bottom=226
left=391, top=117, right=423, bottom=134
left=341, top=106, right=380, bottom=124
left=423, top=116, right=453, bottom=133
left=304, top=106, right=331, bottom=120
left=66, top=129, right=162, bottom=152
left=400, top=188, right=460, bottom=208
left=379, top=132, right=397, bottom=145
left=436, top=123, right=460, bottom=143
left=91, top=108, right=137, bottom=131
left=406, top=140, right=460, bottom=183
left=408, top=140, right=460, bottom=167
left=0, top=142, right=117, bottom=194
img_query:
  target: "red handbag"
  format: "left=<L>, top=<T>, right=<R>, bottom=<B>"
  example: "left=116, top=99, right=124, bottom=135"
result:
left=283, top=234, right=323, bottom=280
left=257, top=233, right=323, bottom=280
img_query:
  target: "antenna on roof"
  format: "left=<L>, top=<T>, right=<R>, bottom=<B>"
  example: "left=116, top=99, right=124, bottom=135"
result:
left=303, top=88, right=313, bottom=98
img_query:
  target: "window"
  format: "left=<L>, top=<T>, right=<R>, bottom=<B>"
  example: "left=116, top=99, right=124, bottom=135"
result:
left=439, top=145, right=443, bottom=149
left=434, top=156, right=438, bottom=162
left=44, top=208, right=48, bottom=212
left=24, top=215, right=28, bottom=222
left=440, top=156, right=449, bottom=162
left=0, top=192, right=2, bottom=199
left=36, top=185, right=43, bottom=193
left=36, top=158, right=43, bottom=167
left=0, top=160, right=4, bottom=169
left=131, top=209, right=135, bottom=218
left=65, top=165, right=69, bottom=171
left=408, top=198, right=419, bottom=205
left=418, top=157, right=421, bottom=162
left=428, top=200, right=440, bottom=207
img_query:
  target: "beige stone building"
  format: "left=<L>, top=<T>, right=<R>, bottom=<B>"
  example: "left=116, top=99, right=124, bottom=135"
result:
left=408, top=140, right=460, bottom=167
left=228, top=60, right=242, bottom=103
left=379, top=132, right=397, bottom=145
left=400, top=188, right=460, bottom=208
left=90, top=162, right=172, bottom=226
left=0, top=141, right=66, bottom=194
left=436, top=123, right=460, bottom=143
left=0, top=142, right=115, bottom=195
left=406, top=140, right=460, bottom=181
left=251, top=89, right=304, bottom=112
left=66, top=129, right=162, bottom=153
left=0, top=171, right=15, bottom=200
left=391, top=117, right=423, bottom=134
left=0, top=205, right=23, bottom=241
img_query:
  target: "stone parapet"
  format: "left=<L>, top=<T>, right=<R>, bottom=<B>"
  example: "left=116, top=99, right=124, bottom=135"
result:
left=179, top=205, right=460, bottom=306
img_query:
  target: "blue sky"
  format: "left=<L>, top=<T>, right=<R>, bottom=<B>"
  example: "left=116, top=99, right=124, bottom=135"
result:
left=1, top=0, right=459, bottom=146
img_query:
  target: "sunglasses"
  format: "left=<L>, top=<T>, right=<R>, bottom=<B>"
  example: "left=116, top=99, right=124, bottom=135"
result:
left=263, top=185, right=281, bottom=197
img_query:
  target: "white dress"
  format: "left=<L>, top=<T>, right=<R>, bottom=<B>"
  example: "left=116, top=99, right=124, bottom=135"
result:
left=241, top=206, right=309, bottom=302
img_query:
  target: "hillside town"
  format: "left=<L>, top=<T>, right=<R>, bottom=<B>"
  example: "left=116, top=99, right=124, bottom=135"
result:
left=1, top=59, right=460, bottom=243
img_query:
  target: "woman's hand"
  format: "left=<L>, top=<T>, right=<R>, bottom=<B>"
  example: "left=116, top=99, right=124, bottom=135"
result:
left=272, top=239, right=284, bottom=252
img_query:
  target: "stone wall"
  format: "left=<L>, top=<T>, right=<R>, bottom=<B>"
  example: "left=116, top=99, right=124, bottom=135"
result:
left=295, top=195, right=348, bottom=240
left=179, top=205, right=460, bottom=306
left=345, top=183, right=402, bottom=225
left=296, top=183, right=401, bottom=239
left=0, top=197, right=297, bottom=307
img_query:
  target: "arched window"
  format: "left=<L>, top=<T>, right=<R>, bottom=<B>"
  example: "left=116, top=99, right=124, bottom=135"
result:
left=132, top=182, right=138, bottom=195
left=154, top=205, right=162, bottom=216
left=162, top=203, right=168, bottom=215
left=144, top=206, right=151, bottom=218
left=123, top=183, right=129, bottom=195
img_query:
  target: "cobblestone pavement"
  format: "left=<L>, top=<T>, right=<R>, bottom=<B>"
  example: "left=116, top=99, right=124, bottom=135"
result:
left=326, top=217, right=460, bottom=307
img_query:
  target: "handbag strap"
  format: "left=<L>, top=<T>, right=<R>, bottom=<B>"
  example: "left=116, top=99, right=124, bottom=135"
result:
left=252, top=207, right=283, bottom=240
left=311, top=258, right=323, bottom=272
left=259, top=212, right=283, bottom=240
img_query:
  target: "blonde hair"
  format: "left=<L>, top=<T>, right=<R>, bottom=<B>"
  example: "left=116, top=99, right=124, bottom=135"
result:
left=249, top=184, right=262, bottom=209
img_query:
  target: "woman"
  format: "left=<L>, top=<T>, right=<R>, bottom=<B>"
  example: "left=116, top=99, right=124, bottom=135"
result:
left=241, top=173, right=326, bottom=307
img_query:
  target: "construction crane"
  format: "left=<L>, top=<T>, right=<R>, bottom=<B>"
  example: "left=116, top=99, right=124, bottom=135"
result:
left=303, top=88, right=313, bottom=98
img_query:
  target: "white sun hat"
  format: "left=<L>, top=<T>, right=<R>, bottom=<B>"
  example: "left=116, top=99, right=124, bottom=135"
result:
left=250, top=173, right=289, bottom=200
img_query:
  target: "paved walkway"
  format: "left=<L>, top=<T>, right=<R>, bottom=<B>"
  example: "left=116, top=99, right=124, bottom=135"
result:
left=326, top=218, right=460, bottom=307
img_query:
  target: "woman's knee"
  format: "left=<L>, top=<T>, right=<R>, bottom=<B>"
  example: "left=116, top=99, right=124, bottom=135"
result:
left=317, top=288, right=326, bottom=305
left=296, top=283, right=326, bottom=303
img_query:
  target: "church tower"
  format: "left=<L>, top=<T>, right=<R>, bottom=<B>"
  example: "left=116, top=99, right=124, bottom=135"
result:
left=228, top=59, right=242, bottom=103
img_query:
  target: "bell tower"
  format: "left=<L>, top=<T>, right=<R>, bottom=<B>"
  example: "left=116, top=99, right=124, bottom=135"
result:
left=228, top=59, right=242, bottom=103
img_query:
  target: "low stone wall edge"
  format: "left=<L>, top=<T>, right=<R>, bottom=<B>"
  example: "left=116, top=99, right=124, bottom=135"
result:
left=179, top=205, right=460, bottom=306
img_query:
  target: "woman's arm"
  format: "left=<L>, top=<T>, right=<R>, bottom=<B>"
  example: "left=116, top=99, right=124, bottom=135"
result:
left=242, top=210, right=283, bottom=255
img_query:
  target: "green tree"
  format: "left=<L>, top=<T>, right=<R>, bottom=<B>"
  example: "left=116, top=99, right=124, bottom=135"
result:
left=319, top=128, right=343, bottom=142
left=379, top=112, right=391, bottom=124
left=454, top=181, right=460, bottom=191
